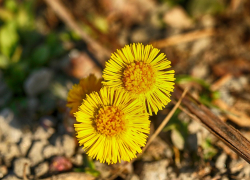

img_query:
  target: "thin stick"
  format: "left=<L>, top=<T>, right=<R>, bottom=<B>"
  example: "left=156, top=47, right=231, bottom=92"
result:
left=151, top=28, right=215, bottom=48
left=23, top=163, right=28, bottom=180
left=173, top=85, right=250, bottom=164
left=44, top=0, right=111, bottom=64
left=172, top=99, right=202, bottom=124
left=141, top=87, right=189, bottom=153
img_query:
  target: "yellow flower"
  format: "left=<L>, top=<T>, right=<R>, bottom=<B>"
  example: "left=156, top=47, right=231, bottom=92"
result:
left=67, top=74, right=102, bottom=115
left=74, top=87, right=150, bottom=164
left=102, top=43, right=175, bottom=115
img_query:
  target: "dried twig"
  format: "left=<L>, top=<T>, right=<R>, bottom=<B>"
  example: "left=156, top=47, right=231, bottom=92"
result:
left=230, top=0, right=243, bottom=12
left=23, top=163, right=28, bottom=180
left=141, top=87, right=189, bottom=153
left=44, top=0, right=111, bottom=65
left=210, top=73, right=232, bottom=91
left=76, top=16, right=122, bottom=51
left=173, top=85, right=250, bottom=164
left=151, top=28, right=215, bottom=48
left=213, top=99, right=250, bottom=127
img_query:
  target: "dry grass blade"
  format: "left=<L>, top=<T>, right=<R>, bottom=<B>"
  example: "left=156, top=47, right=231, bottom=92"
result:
left=173, top=85, right=250, bottom=164
left=44, top=0, right=111, bottom=64
left=23, top=163, right=28, bottom=180
left=151, top=28, right=215, bottom=48
left=213, top=99, right=250, bottom=127
left=108, top=87, right=189, bottom=180
left=141, top=86, right=189, bottom=153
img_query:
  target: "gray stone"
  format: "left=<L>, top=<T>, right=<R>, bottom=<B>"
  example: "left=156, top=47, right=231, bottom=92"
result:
left=34, top=162, right=49, bottom=177
left=144, top=137, right=172, bottom=160
left=4, top=174, right=21, bottom=180
left=188, top=121, right=201, bottom=133
left=0, top=109, right=22, bottom=143
left=13, top=158, right=31, bottom=178
left=28, top=140, right=47, bottom=166
left=242, top=164, right=250, bottom=178
left=55, top=136, right=65, bottom=155
left=140, top=159, right=169, bottom=180
left=77, top=146, right=85, bottom=154
left=47, top=172, right=95, bottom=180
left=179, top=173, right=193, bottom=180
left=201, top=15, right=215, bottom=28
left=19, top=133, right=32, bottom=156
left=0, top=142, right=8, bottom=155
left=215, top=153, right=227, bottom=170
left=128, top=174, right=140, bottom=180
left=171, top=129, right=184, bottom=150
left=118, top=29, right=129, bottom=45
left=226, top=76, right=248, bottom=92
left=71, top=154, right=83, bottom=166
left=39, top=116, right=57, bottom=128
left=24, top=68, right=53, bottom=96
left=221, top=176, right=229, bottom=180
left=219, top=88, right=235, bottom=106
left=27, top=97, right=39, bottom=112
left=0, top=165, right=8, bottom=179
left=62, top=134, right=76, bottom=158
left=188, top=121, right=210, bottom=146
left=187, top=134, right=198, bottom=151
left=57, top=123, right=67, bottom=134
left=169, top=172, right=177, bottom=179
left=33, top=126, right=54, bottom=140
left=191, top=63, right=209, bottom=79
left=2, top=143, right=20, bottom=167
left=131, top=26, right=161, bottom=44
left=166, top=166, right=174, bottom=174
left=43, top=145, right=60, bottom=159
left=131, top=28, right=148, bottom=44
left=163, top=6, right=193, bottom=29
left=0, top=80, right=12, bottom=108
left=191, top=38, right=211, bottom=55
left=94, top=161, right=112, bottom=178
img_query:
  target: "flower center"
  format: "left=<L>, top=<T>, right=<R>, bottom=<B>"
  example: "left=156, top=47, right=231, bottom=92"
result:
left=123, top=62, right=156, bottom=94
left=95, top=106, right=126, bottom=136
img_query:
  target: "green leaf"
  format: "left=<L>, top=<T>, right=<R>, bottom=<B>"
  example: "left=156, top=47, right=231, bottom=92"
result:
left=163, top=109, right=188, bottom=138
left=83, top=156, right=100, bottom=177
left=4, top=0, right=18, bottom=12
left=46, top=33, right=64, bottom=57
left=187, top=0, right=225, bottom=17
left=85, top=168, right=100, bottom=177
left=0, top=54, right=9, bottom=68
left=74, top=167, right=84, bottom=172
left=93, top=16, right=108, bottom=33
left=176, top=75, right=220, bottom=108
left=31, top=45, right=50, bottom=66
left=176, top=75, right=210, bottom=90
left=0, top=22, right=19, bottom=58
left=0, top=8, right=14, bottom=22
left=4, top=61, right=29, bottom=93
left=202, top=138, right=217, bottom=160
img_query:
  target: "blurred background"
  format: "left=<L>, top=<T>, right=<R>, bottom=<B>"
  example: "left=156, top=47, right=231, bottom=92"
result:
left=0, top=0, right=250, bottom=179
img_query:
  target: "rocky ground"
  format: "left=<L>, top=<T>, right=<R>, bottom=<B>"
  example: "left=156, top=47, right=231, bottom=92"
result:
left=1, top=0, right=250, bottom=179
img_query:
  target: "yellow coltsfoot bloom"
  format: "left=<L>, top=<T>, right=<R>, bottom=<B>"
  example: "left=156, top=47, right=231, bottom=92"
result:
left=67, top=74, right=102, bottom=115
left=74, top=87, right=150, bottom=164
left=102, top=43, right=175, bottom=115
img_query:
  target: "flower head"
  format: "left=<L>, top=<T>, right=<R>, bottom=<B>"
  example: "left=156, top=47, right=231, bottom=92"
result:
left=102, top=43, right=175, bottom=115
left=67, top=74, right=102, bottom=115
left=74, top=87, right=150, bottom=164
